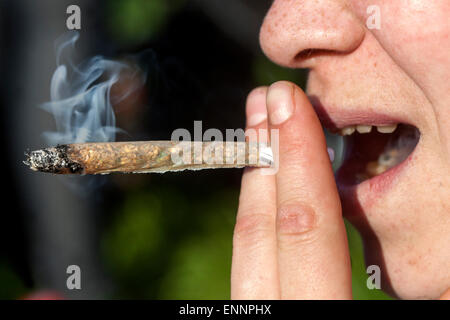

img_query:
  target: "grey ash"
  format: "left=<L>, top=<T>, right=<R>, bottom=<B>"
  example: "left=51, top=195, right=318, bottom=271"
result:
left=24, top=145, right=83, bottom=174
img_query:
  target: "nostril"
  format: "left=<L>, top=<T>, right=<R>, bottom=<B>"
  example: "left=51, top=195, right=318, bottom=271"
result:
left=295, top=49, right=315, bottom=60
left=294, top=48, right=337, bottom=63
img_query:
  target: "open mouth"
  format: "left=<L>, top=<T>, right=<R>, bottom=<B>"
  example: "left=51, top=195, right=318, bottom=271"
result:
left=334, top=123, right=421, bottom=186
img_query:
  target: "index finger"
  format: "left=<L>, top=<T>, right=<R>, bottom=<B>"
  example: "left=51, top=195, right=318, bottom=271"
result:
left=231, top=87, right=279, bottom=299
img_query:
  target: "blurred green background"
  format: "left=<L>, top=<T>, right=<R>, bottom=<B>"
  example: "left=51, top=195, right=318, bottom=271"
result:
left=99, top=185, right=391, bottom=299
left=1, top=0, right=391, bottom=300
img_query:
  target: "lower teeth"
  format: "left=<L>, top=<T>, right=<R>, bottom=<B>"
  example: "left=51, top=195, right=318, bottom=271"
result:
left=366, top=161, right=388, bottom=177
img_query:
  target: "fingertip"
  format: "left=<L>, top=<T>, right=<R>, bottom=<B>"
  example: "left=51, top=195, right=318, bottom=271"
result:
left=267, top=81, right=323, bottom=142
left=246, top=87, right=268, bottom=127
left=268, top=80, right=295, bottom=91
left=248, top=85, right=269, bottom=97
left=266, top=81, right=295, bottom=126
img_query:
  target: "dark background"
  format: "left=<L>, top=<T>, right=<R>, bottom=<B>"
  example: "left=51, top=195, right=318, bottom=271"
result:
left=0, top=0, right=389, bottom=299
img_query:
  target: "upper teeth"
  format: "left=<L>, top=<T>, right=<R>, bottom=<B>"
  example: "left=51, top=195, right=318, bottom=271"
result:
left=341, top=126, right=355, bottom=135
left=339, top=124, right=398, bottom=135
left=376, top=124, right=398, bottom=133
left=356, top=125, right=372, bottom=133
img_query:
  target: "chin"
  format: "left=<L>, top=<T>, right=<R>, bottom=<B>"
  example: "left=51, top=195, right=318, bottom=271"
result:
left=363, top=234, right=450, bottom=300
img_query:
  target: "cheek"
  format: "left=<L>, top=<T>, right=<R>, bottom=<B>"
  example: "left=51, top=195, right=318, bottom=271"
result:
left=379, top=1, right=449, bottom=61
left=352, top=0, right=450, bottom=152
left=350, top=0, right=450, bottom=81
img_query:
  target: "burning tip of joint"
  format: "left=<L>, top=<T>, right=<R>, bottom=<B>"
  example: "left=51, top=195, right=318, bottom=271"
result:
left=24, top=145, right=83, bottom=174
left=22, top=159, right=32, bottom=168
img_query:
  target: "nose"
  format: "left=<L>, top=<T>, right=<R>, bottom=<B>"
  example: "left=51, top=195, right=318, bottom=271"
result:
left=259, top=0, right=365, bottom=68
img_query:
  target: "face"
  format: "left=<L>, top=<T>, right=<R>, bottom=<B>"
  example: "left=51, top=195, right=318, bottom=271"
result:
left=260, top=0, right=450, bottom=299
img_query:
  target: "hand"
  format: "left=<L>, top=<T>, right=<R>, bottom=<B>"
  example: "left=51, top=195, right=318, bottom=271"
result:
left=231, top=81, right=352, bottom=299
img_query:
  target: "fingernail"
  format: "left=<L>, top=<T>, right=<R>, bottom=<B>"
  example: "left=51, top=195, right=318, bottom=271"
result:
left=247, top=113, right=267, bottom=127
left=267, top=83, right=294, bottom=125
left=327, top=147, right=335, bottom=162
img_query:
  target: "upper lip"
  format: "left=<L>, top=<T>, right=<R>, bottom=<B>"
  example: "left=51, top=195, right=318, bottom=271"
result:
left=308, top=96, right=416, bottom=131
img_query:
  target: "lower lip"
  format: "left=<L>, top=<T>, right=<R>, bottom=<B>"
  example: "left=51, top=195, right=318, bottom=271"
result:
left=335, top=143, right=417, bottom=218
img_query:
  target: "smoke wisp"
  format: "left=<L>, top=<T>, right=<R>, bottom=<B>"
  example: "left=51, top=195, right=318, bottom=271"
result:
left=41, top=31, right=147, bottom=146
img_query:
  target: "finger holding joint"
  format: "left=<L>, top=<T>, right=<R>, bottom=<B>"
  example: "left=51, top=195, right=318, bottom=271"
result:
left=234, top=212, right=275, bottom=248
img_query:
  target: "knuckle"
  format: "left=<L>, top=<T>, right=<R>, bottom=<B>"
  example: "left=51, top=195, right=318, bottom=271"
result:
left=276, top=202, right=319, bottom=246
left=233, top=212, right=275, bottom=248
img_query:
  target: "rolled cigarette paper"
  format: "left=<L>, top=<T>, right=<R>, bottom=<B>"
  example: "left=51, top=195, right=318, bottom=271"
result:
left=24, top=141, right=273, bottom=175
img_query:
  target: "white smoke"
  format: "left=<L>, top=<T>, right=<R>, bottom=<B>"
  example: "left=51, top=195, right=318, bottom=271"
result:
left=41, top=31, right=146, bottom=145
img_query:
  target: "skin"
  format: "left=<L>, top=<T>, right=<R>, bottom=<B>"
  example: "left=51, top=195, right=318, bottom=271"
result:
left=231, top=0, right=450, bottom=299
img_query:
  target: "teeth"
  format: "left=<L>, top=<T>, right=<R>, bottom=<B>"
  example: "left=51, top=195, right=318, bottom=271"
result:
left=356, top=125, right=372, bottom=134
left=338, top=124, right=398, bottom=135
left=340, top=126, right=356, bottom=135
left=376, top=124, right=397, bottom=133
left=366, top=161, right=388, bottom=177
